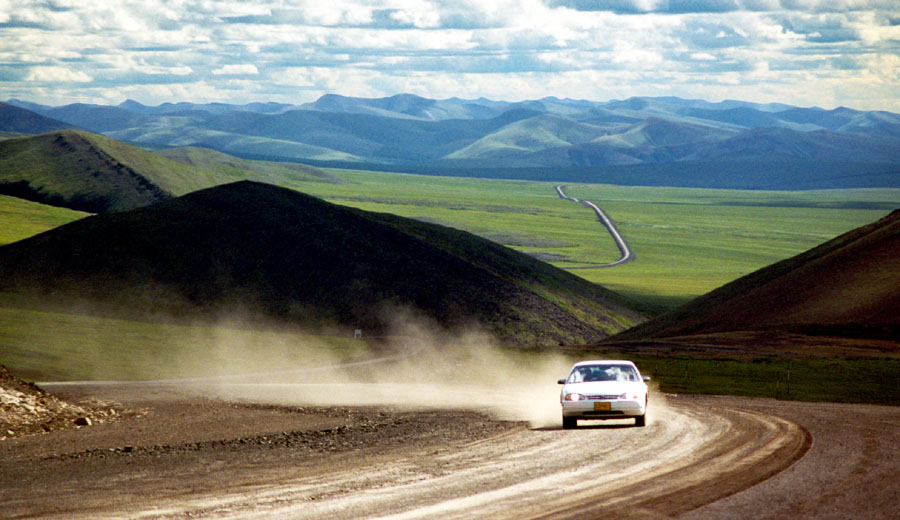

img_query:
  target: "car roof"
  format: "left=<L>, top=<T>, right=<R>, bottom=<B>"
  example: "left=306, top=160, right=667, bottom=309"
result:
left=571, top=360, right=637, bottom=367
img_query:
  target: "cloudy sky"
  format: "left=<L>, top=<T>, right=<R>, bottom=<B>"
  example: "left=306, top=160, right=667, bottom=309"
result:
left=2, top=0, right=899, bottom=110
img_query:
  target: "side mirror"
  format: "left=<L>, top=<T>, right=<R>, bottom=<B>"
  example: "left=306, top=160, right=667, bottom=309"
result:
left=643, top=376, right=651, bottom=382
left=557, top=378, right=566, bottom=385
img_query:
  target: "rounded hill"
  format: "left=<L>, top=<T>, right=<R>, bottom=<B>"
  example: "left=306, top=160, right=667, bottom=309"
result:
left=610, top=209, right=900, bottom=343
left=0, top=181, right=646, bottom=346
left=0, top=130, right=188, bottom=213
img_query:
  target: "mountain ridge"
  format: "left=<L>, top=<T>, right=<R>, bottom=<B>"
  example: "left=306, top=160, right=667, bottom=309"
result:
left=0, top=130, right=348, bottom=213
left=6, top=94, right=900, bottom=189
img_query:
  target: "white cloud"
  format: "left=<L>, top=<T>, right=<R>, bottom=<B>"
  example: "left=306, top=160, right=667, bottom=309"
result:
left=211, top=64, right=260, bottom=75
left=0, top=0, right=897, bottom=111
left=26, top=66, right=92, bottom=82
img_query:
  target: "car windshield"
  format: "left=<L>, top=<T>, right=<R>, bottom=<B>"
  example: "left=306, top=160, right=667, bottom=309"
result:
left=567, top=364, right=638, bottom=383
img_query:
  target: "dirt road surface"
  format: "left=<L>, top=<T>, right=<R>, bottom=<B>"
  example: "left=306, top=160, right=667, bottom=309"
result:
left=2, top=385, right=898, bottom=519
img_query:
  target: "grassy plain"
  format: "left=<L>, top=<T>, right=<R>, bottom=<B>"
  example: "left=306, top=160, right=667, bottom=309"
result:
left=283, top=170, right=900, bottom=309
left=630, top=355, right=900, bottom=405
left=0, top=296, right=365, bottom=382
left=4, top=156, right=896, bottom=309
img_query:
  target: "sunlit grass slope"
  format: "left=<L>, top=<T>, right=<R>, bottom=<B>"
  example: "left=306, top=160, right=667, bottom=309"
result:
left=3, top=133, right=898, bottom=311
left=0, top=195, right=88, bottom=246
left=0, top=130, right=204, bottom=212
left=0, top=130, right=345, bottom=214
left=0, top=297, right=364, bottom=382
left=156, top=146, right=343, bottom=185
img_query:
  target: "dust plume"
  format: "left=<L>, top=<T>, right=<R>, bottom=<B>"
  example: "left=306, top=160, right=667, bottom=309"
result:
left=18, top=303, right=637, bottom=429
left=189, top=313, right=577, bottom=429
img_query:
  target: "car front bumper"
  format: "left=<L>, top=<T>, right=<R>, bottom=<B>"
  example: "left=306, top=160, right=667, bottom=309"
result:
left=561, top=399, right=646, bottom=418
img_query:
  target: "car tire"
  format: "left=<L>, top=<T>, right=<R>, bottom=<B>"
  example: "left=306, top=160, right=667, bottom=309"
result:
left=634, top=414, right=646, bottom=427
left=562, top=416, right=577, bottom=429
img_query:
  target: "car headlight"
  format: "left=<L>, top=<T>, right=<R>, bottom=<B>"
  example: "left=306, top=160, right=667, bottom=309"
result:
left=619, top=392, right=642, bottom=400
left=564, top=393, right=585, bottom=401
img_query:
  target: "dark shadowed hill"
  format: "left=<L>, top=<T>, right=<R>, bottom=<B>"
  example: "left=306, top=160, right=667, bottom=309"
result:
left=610, top=210, right=900, bottom=343
left=0, top=181, right=646, bottom=346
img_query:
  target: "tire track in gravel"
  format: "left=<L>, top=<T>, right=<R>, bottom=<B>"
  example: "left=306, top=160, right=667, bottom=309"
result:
left=531, top=405, right=812, bottom=520
left=163, top=395, right=810, bottom=520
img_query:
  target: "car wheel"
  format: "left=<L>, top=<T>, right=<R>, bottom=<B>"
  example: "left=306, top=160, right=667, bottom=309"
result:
left=634, top=414, right=646, bottom=427
left=562, top=416, right=577, bottom=429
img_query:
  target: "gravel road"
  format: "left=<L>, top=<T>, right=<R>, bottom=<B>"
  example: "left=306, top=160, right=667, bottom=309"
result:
left=2, top=384, right=897, bottom=519
left=556, top=185, right=634, bottom=268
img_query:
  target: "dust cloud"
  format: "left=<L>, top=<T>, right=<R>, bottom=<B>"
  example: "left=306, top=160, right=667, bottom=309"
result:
left=181, top=314, right=577, bottom=429
left=22, top=304, right=647, bottom=429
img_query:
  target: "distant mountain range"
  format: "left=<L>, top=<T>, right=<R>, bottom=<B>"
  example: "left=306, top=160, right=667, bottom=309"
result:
left=0, top=181, right=646, bottom=345
left=4, top=94, right=900, bottom=189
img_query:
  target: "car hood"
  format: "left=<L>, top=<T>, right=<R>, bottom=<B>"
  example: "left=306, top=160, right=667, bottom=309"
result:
left=563, top=381, right=646, bottom=395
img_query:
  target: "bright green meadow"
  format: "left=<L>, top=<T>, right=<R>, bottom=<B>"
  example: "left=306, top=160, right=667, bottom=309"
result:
left=0, top=194, right=87, bottom=246
left=0, top=299, right=365, bottom=382
left=281, top=170, right=900, bottom=309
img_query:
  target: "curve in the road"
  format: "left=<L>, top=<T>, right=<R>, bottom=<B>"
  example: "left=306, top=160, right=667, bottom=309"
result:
left=556, top=185, right=634, bottom=269
left=167, top=396, right=810, bottom=520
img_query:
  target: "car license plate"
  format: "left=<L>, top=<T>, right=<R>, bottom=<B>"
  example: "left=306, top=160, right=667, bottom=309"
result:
left=594, top=402, right=611, bottom=411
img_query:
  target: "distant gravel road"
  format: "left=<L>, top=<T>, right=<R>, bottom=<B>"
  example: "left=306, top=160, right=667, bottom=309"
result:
left=556, top=185, right=634, bottom=268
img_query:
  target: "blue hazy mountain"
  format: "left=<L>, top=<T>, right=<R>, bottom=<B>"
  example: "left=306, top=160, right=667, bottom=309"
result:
left=6, top=95, right=899, bottom=189
left=0, top=102, right=78, bottom=134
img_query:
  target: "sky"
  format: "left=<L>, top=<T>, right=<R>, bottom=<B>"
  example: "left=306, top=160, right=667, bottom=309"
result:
left=1, top=0, right=899, bottom=111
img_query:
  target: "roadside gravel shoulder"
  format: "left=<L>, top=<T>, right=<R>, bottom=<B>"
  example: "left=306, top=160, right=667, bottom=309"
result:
left=679, top=395, right=900, bottom=520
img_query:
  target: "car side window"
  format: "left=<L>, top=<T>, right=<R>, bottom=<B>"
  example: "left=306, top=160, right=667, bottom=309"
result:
left=568, top=368, right=589, bottom=383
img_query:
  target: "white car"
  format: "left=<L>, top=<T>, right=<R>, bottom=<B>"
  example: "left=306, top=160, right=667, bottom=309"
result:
left=558, top=360, right=650, bottom=428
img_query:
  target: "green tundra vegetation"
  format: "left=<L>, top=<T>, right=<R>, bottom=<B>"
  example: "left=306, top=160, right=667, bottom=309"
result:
left=4, top=159, right=897, bottom=309
left=594, top=351, right=900, bottom=405
left=0, top=299, right=366, bottom=382
left=0, top=194, right=87, bottom=246
left=280, top=169, right=900, bottom=309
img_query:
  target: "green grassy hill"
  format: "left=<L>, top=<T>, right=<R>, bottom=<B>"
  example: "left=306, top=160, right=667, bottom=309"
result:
left=156, top=146, right=342, bottom=185
left=0, top=130, right=214, bottom=212
left=0, top=181, right=647, bottom=346
left=610, top=209, right=900, bottom=343
left=0, top=131, right=348, bottom=214
left=15, top=96, right=900, bottom=189
left=445, top=114, right=602, bottom=161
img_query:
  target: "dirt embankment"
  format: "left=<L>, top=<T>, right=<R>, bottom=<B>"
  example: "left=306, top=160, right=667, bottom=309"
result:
left=0, top=365, right=121, bottom=440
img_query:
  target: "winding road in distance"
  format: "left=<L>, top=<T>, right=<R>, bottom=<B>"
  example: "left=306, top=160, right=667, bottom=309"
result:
left=556, top=185, right=634, bottom=269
